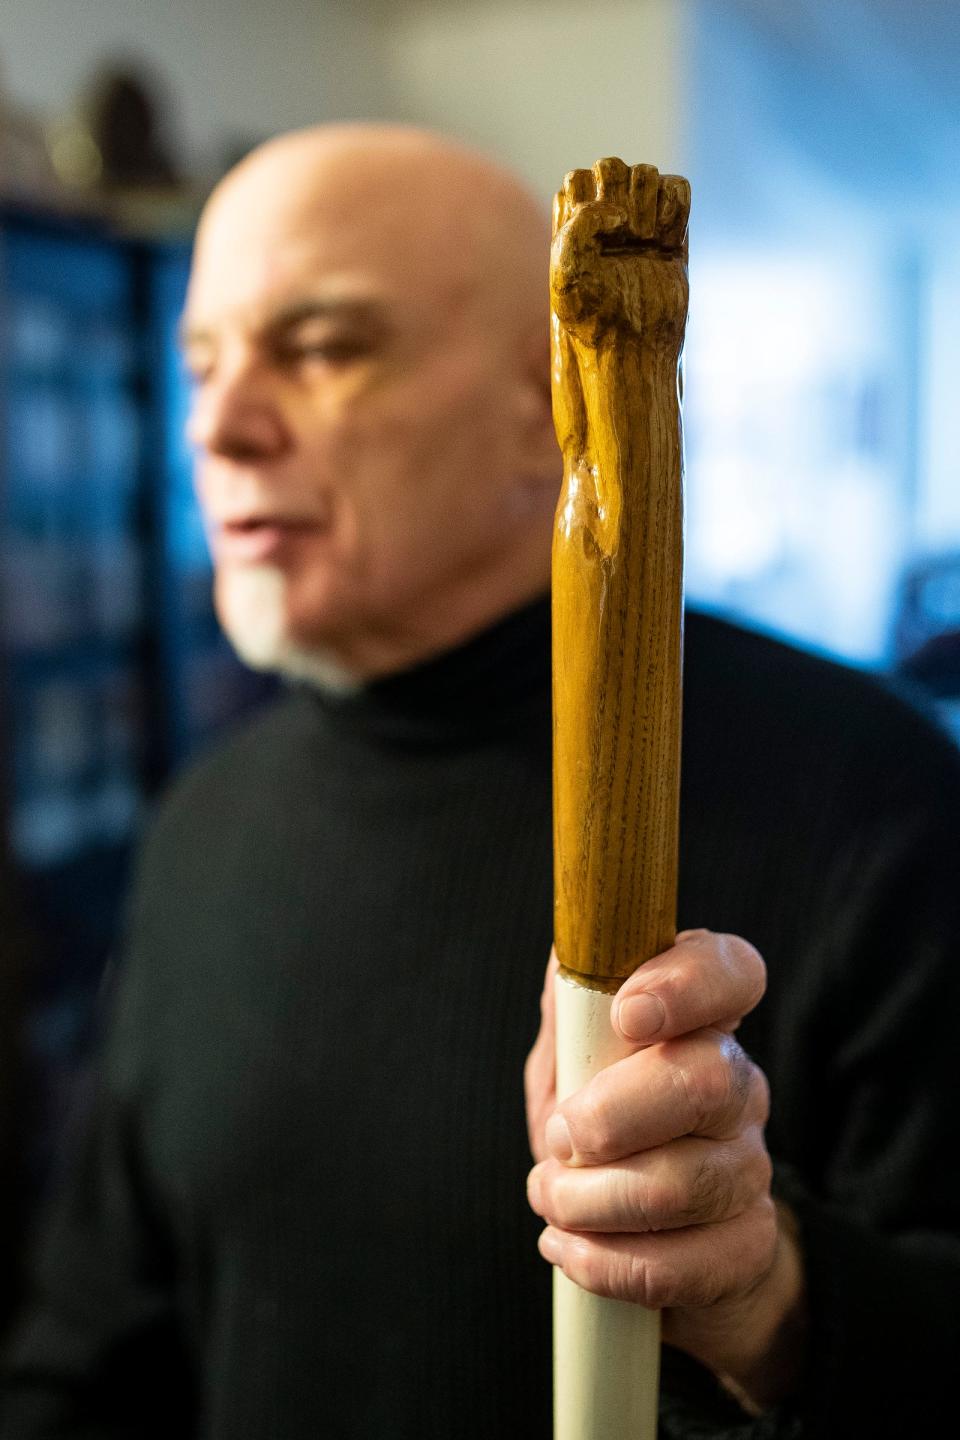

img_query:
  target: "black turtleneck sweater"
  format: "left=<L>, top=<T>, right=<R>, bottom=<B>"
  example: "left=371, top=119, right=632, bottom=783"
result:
left=3, top=601, right=960, bottom=1439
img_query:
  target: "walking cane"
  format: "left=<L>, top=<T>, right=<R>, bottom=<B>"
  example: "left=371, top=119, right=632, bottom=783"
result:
left=549, top=157, right=690, bottom=1440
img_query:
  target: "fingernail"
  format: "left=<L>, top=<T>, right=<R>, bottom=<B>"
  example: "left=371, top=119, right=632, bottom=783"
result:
left=526, top=1168, right=543, bottom=1213
left=538, top=1227, right=563, bottom=1265
left=545, top=1112, right=573, bottom=1161
left=617, top=992, right=666, bottom=1041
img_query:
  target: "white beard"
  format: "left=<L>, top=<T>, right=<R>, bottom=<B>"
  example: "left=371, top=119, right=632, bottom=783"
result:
left=217, top=565, right=362, bottom=695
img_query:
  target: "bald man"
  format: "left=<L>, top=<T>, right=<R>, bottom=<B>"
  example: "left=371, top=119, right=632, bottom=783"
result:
left=185, top=126, right=559, bottom=683
left=3, top=126, right=960, bottom=1440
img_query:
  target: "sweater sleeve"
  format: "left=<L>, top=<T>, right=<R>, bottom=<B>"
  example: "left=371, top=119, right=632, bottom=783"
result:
left=0, top=997, right=196, bottom=1437
left=778, top=759, right=960, bottom=1437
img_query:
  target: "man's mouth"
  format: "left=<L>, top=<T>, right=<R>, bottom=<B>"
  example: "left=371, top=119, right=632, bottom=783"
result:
left=212, top=516, right=328, bottom=563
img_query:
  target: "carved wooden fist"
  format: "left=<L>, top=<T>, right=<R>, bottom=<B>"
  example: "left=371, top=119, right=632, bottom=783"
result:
left=550, top=157, right=690, bottom=350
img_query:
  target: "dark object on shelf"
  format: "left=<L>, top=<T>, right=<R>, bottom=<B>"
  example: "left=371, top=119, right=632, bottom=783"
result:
left=893, top=550, right=960, bottom=683
left=892, top=551, right=960, bottom=740
left=900, top=629, right=960, bottom=697
left=86, top=66, right=182, bottom=190
left=42, top=63, right=198, bottom=233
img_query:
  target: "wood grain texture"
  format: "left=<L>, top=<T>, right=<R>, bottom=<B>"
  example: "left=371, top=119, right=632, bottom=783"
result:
left=550, top=157, right=689, bottom=989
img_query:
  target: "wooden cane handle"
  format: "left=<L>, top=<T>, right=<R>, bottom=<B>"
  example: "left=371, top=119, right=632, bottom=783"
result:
left=551, top=157, right=688, bottom=990
left=549, top=158, right=689, bottom=1440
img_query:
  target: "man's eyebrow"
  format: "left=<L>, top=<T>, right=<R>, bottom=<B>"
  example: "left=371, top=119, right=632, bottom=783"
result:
left=265, top=298, right=389, bottom=332
left=177, top=298, right=388, bottom=352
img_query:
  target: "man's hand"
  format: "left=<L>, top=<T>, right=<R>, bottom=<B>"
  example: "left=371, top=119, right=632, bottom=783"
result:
left=524, top=930, right=806, bottom=1412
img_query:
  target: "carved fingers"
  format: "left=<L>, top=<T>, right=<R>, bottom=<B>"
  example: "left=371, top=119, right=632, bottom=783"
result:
left=628, top=164, right=660, bottom=238
left=550, top=157, right=690, bottom=342
left=552, top=158, right=690, bottom=254
left=552, top=166, right=595, bottom=234
left=656, top=173, right=691, bottom=255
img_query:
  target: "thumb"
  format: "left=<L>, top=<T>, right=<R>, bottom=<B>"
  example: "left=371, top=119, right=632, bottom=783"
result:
left=524, top=950, right=558, bottom=1161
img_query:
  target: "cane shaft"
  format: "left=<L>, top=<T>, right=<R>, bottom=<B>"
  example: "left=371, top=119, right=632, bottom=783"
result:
left=553, top=976, right=660, bottom=1440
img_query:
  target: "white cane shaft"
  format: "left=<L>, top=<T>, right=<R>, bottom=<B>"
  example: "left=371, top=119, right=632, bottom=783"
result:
left=553, top=972, right=660, bottom=1440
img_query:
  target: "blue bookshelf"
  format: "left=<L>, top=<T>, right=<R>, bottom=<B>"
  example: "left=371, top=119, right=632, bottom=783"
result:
left=0, top=206, right=273, bottom=1181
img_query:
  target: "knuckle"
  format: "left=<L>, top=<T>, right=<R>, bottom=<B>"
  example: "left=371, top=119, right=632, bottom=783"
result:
left=673, top=1050, right=733, bottom=1124
left=729, top=1138, right=772, bottom=1212
left=727, top=1199, right=779, bottom=1293
left=748, top=1063, right=771, bottom=1124
left=668, top=1054, right=707, bottom=1127
left=544, top=1168, right=578, bottom=1227
left=688, top=1154, right=735, bottom=1224
left=669, top=1034, right=763, bottom=1132
left=726, top=1043, right=755, bottom=1112
left=568, top=1085, right=614, bottom=1162
left=608, top=1165, right=647, bottom=1231
left=752, top=1145, right=774, bottom=1200
left=599, top=1246, right=663, bottom=1307
left=724, top=933, right=768, bottom=1008
left=643, top=963, right=685, bottom=1019
left=634, top=1253, right=673, bottom=1309
left=565, top=1238, right=668, bottom=1309
left=671, top=1265, right=721, bottom=1309
left=746, top=1197, right=780, bottom=1276
left=565, top=1233, right=604, bottom=1290
left=676, top=926, right=710, bottom=945
left=633, top=1174, right=674, bottom=1232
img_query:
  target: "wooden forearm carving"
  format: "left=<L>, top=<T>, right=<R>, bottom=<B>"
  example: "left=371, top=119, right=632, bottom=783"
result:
left=550, top=157, right=690, bottom=1440
left=552, top=156, right=688, bottom=990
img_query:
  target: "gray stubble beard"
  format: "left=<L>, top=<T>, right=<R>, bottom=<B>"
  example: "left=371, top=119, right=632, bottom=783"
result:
left=217, top=564, right=364, bottom=696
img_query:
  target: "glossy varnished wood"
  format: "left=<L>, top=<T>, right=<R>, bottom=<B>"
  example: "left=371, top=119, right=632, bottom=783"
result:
left=550, top=157, right=689, bottom=989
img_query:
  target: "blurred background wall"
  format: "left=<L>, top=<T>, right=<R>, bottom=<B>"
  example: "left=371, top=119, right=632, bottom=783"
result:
left=2, top=0, right=959, bottom=1321
left=683, top=0, right=960, bottom=673
left=368, top=0, right=686, bottom=191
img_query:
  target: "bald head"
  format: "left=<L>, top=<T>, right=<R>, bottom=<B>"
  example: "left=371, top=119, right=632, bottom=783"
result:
left=184, top=124, right=559, bottom=681
left=195, top=124, right=549, bottom=347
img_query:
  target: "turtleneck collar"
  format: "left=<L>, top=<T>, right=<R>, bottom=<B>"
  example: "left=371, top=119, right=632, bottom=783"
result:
left=296, top=594, right=551, bottom=747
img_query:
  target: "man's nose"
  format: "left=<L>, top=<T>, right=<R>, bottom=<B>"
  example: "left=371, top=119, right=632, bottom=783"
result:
left=188, top=361, right=291, bottom=462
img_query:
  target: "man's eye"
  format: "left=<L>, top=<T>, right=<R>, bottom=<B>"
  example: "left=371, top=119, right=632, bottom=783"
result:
left=279, top=335, right=373, bottom=365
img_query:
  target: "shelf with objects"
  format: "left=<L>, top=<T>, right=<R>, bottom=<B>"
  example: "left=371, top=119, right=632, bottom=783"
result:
left=0, top=202, right=275, bottom=1191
